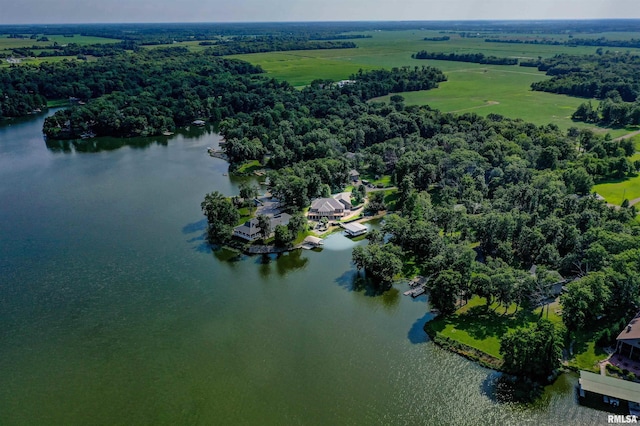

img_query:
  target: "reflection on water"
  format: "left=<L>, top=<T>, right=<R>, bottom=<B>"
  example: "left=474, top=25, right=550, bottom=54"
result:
left=255, top=250, right=310, bottom=278
left=44, top=124, right=221, bottom=154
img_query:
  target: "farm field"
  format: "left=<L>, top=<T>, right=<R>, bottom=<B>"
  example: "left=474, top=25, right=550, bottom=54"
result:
left=228, top=30, right=639, bottom=133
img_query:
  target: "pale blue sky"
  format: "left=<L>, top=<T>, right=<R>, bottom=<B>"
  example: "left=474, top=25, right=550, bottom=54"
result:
left=0, top=0, right=638, bottom=25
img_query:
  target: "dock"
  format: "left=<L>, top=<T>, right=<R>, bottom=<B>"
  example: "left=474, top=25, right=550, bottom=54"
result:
left=403, top=286, right=426, bottom=298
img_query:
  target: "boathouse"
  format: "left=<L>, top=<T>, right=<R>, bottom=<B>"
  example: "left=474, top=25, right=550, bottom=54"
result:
left=344, top=222, right=367, bottom=237
left=579, top=370, right=640, bottom=414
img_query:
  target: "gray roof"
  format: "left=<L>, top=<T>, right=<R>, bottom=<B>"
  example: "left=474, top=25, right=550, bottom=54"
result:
left=344, top=222, right=367, bottom=233
left=234, top=213, right=291, bottom=237
left=311, top=198, right=344, bottom=213
left=580, top=370, right=640, bottom=403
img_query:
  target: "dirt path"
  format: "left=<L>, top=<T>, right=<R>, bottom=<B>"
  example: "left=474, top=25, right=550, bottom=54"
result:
left=612, top=129, right=640, bottom=142
left=449, top=101, right=500, bottom=114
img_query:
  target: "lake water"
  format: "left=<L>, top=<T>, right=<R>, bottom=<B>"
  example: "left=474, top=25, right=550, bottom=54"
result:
left=0, top=111, right=605, bottom=425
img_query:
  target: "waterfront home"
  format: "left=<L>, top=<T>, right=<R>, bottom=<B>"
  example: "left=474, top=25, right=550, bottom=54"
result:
left=616, top=310, right=640, bottom=361
left=233, top=213, right=291, bottom=241
left=308, top=198, right=346, bottom=221
left=344, top=222, right=367, bottom=237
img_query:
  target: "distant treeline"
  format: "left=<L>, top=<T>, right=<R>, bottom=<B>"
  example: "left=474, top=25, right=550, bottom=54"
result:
left=486, top=37, right=640, bottom=49
left=198, top=37, right=357, bottom=55
left=423, top=36, right=450, bottom=41
left=412, top=50, right=518, bottom=65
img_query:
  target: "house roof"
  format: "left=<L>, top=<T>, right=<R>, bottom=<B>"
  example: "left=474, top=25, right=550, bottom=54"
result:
left=349, top=169, right=359, bottom=176
left=311, top=198, right=344, bottom=213
left=579, top=370, right=640, bottom=403
left=344, top=222, right=367, bottom=233
left=234, top=213, right=291, bottom=236
left=617, top=311, right=640, bottom=341
left=334, top=193, right=352, bottom=204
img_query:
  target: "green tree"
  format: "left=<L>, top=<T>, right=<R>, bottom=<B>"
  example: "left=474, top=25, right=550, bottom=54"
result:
left=274, top=224, right=293, bottom=247
left=500, top=319, right=562, bottom=379
left=257, top=214, right=271, bottom=242
left=239, top=181, right=259, bottom=200
left=427, top=269, right=462, bottom=314
left=201, top=191, right=240, bottom=244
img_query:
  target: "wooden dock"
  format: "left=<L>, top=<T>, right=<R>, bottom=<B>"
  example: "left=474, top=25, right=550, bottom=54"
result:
left=404, top=286, right=426, bottom=298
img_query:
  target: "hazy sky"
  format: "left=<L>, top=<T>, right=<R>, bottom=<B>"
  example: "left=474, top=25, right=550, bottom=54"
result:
left=0, top=0, right=638, bottom=25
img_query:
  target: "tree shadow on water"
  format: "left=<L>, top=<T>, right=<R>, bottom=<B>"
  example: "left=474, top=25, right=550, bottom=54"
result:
left=334, top=270, right=390, bottom=297
left=482, top=373, right=544, bottom=405
left=407, top=311, right=436, bottom=344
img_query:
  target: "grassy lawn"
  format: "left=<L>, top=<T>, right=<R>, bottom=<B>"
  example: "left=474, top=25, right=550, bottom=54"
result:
left=427, top=296, right=547, bottom=359
left=593, top=174, right=640, bottom=206
left=234, top=160, right=263, bottom=175
left=362, top=174, right=393, bottom=187
left=382, top=189, right=399, bottom=211
left=236, top=207, right=253, bottom=226
left=426, top=296, right=605, bottom=370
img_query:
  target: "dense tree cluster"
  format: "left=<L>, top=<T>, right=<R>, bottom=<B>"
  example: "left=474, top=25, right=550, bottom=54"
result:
left=413, top=51, right=518, bottom=66
left=423, top=36, right=450, bottom=41
left=200, top=37, right=357, bottom=56
left=500, top=319, right=562, bottom=379
left=34, top=48, right=269, bottom=136
left=529, top=52, right=640, bottom=102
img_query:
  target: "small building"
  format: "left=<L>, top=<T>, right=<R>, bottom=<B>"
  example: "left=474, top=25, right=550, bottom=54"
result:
left=192, top=119, right=206, bottom=126
left=308, top=198, right=346, bottom=221
left=302, top=236, right=324, bottom=248
left=579, top=370, right=640, bottom=412
left=233, top=213, right=291, bottom=242
left=344, top=222, right=367, bottom=237
left=616, top=311, right=640, bottom=361
left=349, top=169, right=360, bottom=182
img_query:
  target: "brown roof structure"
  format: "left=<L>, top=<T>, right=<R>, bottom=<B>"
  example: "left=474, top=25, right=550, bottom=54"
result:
left=617, top=311, right=640, bottom=341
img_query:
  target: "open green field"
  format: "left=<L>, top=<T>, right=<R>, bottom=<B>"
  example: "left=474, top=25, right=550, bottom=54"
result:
left=226, top=30, right=640, bottom=134
left=593, top=175, right=640, bottom=206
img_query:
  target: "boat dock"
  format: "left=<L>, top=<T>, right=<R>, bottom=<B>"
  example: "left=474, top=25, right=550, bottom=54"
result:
left=403, top=276, right=428, bottom=297
left=403, top=286, right=426, bottom=298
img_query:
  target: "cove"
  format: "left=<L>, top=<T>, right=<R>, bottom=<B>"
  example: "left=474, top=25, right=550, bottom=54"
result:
left=0, top=111, right=603, bottom=425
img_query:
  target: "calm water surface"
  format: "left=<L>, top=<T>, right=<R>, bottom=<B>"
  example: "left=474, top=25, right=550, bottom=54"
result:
left=0, top=111, right=606, bottom=425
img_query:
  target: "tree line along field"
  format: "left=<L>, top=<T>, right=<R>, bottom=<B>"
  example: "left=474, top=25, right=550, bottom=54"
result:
left=0, top=33, right=121, bottom=67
